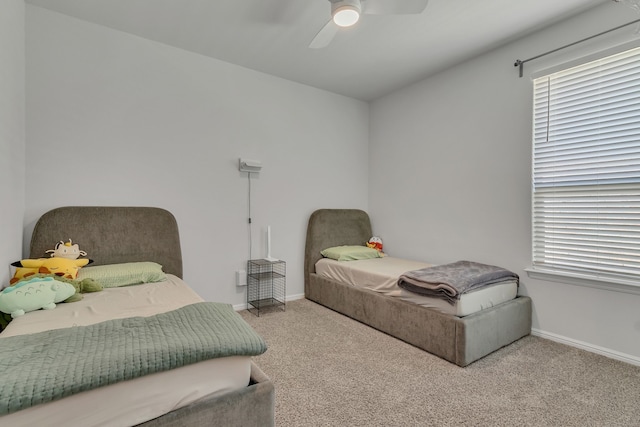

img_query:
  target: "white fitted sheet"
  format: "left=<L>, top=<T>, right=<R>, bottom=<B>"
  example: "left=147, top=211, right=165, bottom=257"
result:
left=0, top=275, right=252, bottom=427
left=315, top=257, right=518, bottom=317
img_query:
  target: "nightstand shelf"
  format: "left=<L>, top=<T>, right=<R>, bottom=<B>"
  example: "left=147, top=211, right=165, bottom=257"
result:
left=247, top=259, right=285, bottom=316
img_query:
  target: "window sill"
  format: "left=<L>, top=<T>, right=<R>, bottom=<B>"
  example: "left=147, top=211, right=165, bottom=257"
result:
left=524, top=267, right=640, bottom=296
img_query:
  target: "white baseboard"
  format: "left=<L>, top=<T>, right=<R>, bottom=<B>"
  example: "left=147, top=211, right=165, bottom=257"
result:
left=233, top=293, right=305, bottom=312
left=532, top=328, right=640, bottom=367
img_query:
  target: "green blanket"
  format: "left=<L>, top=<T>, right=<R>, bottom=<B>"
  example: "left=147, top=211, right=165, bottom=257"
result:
left=0, top=302, right=267, bottom=415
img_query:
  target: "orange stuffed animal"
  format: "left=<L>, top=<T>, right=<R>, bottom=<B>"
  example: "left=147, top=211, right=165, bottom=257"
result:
left=366, top=236, right=383, bottom=252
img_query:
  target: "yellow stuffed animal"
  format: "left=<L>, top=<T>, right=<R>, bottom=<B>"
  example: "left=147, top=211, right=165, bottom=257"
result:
left=10, top=257, right=91, bottom=285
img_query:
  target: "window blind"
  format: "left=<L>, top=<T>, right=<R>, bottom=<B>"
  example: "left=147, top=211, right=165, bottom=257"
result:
left=532, top=46, right=640, bottom=283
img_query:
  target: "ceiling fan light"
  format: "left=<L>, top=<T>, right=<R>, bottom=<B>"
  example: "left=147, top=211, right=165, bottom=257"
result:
left=333, top=6, right=360, bottom=27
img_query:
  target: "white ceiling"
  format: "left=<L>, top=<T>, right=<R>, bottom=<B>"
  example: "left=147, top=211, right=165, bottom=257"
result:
left=26, top=0, right=610, bottom=101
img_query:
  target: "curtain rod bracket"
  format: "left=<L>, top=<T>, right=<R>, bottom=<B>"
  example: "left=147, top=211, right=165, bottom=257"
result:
left=514, top=60, right=524, bottom=78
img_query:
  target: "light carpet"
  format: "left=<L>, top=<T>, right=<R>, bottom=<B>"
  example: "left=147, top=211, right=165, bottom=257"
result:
left=240, top=298, right=640, bottom=427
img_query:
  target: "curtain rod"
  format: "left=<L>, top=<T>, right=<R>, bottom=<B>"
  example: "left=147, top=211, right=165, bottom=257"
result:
left=514, top=17, right=640, bottom=77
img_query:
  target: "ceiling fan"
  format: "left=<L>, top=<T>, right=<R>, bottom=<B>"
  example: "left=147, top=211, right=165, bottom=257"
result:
left=309, top=0, right=430, bottom=49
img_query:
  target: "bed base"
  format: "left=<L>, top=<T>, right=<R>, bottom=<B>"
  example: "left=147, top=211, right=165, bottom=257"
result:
left=308, top=274, right=531, bottom=367
left=138, top=362, right=275, bottom=427
left=304, top=208, right=532, bottom=367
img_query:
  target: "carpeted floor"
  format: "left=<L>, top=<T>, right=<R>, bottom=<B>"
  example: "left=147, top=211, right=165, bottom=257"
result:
left=240, top=299, right=640, bottom=427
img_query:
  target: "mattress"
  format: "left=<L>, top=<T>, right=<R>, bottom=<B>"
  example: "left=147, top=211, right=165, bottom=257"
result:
left=315, top=257, right=518, bottom=317
left=0, top=275, right=252, bottom=427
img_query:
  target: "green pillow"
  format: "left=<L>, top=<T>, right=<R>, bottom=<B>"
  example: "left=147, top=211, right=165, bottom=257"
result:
left=76, top=262, right=166, bottom=288
left=320, top=245, right=383, bottom=261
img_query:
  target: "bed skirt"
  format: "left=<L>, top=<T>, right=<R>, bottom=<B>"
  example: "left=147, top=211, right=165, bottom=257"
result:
left=307, top=273, right=532, bottom=367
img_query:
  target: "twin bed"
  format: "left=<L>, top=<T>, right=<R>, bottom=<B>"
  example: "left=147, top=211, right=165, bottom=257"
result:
left=305, top=208, right=532, bottom=367
left=1, top=205, right=531, bottom=425
left=0, top=206, right=275, bottom=426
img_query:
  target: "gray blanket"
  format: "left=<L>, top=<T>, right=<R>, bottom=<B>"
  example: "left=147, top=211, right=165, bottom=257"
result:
left=397, top=260, right=518, bottom=304
left=0, top=302, right=267, bottom=415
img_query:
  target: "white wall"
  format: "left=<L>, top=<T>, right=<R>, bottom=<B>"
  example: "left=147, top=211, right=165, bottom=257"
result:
left=22, top=2, right=640, bottom=363
left=0, top=0, right=26, bottom=286
left=25, top=6, right=369, bottom=305
left=370, top=4, right=640, bottom=363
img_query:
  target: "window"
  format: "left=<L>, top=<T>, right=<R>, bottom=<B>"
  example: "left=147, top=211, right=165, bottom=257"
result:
left=531, top=46, right=640, bottom=286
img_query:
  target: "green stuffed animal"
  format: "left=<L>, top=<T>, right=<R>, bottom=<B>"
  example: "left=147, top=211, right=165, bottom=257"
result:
left=0, top=277, right=76, bottom=318
left=10, top=273, right=103, bottom=303
left=63, top=277, right=103, bottom=303
left=0, top=274, right=103, bottom=331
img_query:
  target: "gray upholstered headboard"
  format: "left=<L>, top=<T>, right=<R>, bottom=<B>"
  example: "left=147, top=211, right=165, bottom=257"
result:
left=30, top=206, right=183, bottom=278
left=304, top=209, right=372, bottom=293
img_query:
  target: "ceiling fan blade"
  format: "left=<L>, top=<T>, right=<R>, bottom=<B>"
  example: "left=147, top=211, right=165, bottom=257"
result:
left=363, top=0, right=429, bottom=15
left=248, top=0, right=299, bottom=24
left=309, top=20, right=339, bottom=49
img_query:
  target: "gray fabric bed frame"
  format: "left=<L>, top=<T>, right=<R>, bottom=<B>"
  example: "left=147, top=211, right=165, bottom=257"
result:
left=29, top=206, right=275, bottom=427
left=304, top=208, right=532, bottom=367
